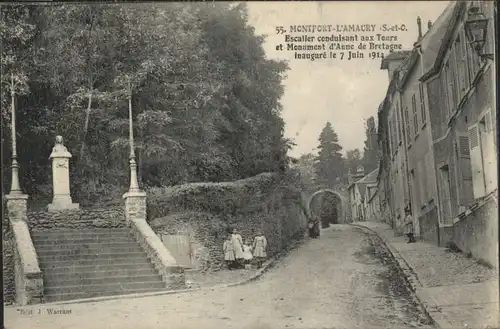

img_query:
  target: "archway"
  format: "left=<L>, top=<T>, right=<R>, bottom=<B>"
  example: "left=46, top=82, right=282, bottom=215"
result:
left=307, top=189, right=348, bottom=226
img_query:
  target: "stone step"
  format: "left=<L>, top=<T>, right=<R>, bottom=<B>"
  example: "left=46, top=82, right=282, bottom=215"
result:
left=36, top=245, right=144, bottom=256
left=33, top=236, right=134, bottom=245
left=45, top=281, right=166, bottom=295
left=34, top=242, right=140, bottom=251
left=44, top=274, right=163, bottom=287
left=43, top=268, right=159, bottom=280
left=38, top=257, right=152, bottom=268
left=32, top=228, right=130, bottom=234
left=31, top=230, right=132, bottom=240
left=38, top=252, right=147, bottom=262
left=40, top=257, right=154, bottom=274
left=44, top=287, right=170, bottom=302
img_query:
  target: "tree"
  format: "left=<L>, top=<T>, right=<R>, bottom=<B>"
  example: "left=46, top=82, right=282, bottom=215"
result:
left=0, top=3, right=292, bottom=203
left=314, top=122, right=344, bottom=188
left=345, top=149, right=362, bottom=176
left=362, top=116, right=380, bottom=174
left=293, top=153, right=318, bottom=193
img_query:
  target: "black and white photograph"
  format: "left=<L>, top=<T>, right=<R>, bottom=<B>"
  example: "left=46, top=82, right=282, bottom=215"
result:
left=1, top=1, right=498, bottom=328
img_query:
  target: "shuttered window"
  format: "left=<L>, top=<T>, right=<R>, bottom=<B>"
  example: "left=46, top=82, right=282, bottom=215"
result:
left=443, top=63, right=452, bottom=118
left=419, top=83, right=426, bottom=125
left=412, top=94, right=418, bottom=135
left=481, top=110, right=497, bottom=194
left=448, top=51, right=459, bottom=113
left=468, top=124, right=486, bottom=199
left=455, top=133, right=474, bottom=206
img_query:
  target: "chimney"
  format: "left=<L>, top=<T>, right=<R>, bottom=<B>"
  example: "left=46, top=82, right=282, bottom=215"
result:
left=417, top=16, right=422, bottom=41
left=428, top=20, right=432, bottom=30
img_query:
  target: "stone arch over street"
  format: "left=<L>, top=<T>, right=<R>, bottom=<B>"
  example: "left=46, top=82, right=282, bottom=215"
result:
left=307, top=189, right=348, bottom=224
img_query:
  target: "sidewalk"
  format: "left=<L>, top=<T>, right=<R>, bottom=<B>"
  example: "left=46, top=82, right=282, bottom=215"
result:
left=351, top=221, right=499, bottom=329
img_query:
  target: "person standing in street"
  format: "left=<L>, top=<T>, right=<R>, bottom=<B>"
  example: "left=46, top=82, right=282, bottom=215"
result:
left=252, top=231, right=267, bottom=268
left=404, top=208, right=416, bottom=243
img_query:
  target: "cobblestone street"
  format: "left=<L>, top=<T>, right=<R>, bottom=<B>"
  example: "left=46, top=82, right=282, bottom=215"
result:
left=5, top=225, right=432, bottom=329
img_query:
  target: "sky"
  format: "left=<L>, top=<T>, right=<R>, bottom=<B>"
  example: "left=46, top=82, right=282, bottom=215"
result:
left=247, top=1, right=450, bottom=158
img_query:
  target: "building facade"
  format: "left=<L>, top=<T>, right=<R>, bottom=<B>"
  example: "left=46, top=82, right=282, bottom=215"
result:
left=377, top=0, right=497, bottom=266
left=420, top=1, right=497, bottom=266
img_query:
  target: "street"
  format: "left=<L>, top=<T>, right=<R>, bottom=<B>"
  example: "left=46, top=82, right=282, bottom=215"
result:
left=5, top=225, right=433, bottom=329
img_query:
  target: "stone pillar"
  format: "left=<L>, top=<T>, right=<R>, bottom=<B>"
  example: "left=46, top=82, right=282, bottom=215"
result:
left=48, top=136, right=79, bottom=211
left=123, top=191, right=147, bottom=223
left=6, top=194, right=44, bottom=305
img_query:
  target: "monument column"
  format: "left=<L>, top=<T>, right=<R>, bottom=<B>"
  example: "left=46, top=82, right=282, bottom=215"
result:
left=48, top=136, right=79, bottom=211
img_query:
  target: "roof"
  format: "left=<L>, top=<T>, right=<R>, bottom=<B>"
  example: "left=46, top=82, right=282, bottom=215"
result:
left=420, top=1, right=466, bottom=81
left=380, top=51, right=412, bottom=69
left=356, top=168, right=378, bottom=184
left=354, top=168, right=379, bottom=200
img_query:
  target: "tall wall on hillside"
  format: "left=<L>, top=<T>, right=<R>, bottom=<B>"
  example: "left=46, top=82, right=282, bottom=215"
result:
left=147, top=173, right=308, bottom=270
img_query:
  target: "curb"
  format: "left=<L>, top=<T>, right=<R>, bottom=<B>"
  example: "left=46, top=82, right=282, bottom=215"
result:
left=350, top=223, right=441, bottom=329
left=29, top=237, right=305, bottom=307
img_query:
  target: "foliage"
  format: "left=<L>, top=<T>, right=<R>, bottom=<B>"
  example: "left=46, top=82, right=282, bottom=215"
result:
left=291, top=153, right=318, bottom=193
left=314, top=122, right=345, bottom=188
left=345, top=148, right=363, bottom=178
left=1, top=3, right=291, bottom=202
left=362, top=116, right=380, bottom=174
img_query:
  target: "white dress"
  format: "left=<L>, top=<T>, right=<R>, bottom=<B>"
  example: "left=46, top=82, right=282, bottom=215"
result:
left=223, top=240, right=235, bottom=261
left=252, top=236, right=267, bottom=258
left=242, top=245, right=253, bottom=261
left=231, top=233, right=244, bottom=259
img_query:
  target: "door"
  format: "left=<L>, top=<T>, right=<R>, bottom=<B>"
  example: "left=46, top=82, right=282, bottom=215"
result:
left=161, top=234, right=194, bottom=268
left=439, top=165, right=453, bottom=225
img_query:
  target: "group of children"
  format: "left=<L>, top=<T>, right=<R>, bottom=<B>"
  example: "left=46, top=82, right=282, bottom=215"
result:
left=223, top=228, right=267, bottom=269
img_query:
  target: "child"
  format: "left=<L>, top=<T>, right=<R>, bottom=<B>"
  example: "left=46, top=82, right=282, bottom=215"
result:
left=252, top=231, right=267, bottom=268
left=223, top=234, right=236, bottom=269
left=242, top=239, right=253, bottom=268
left=231, top=228, right=245, bottom=268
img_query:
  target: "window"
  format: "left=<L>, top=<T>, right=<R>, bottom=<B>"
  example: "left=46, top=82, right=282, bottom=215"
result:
left=464, top=109, right=498, bottom=198
left=439, top=164, right=453, bottom=224
left=412, top=94, right=418, bottom=135
left=419, top=83, right=426, bottom=125
left=396, top=104, right=401, bottom=144
left=455, top=133, right=474, bottom=206
left=465, top=30, right=476, bottom=84
left=443, top=63, right=452, bottom=117
left=448, top=51, right=459, bottom=112
left=404, top=105, right=411, bottom=142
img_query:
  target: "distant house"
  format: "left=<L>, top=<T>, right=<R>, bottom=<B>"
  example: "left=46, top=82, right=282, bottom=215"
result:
left=348, top=168, right=378, bottom=222
left=364, top=182, right=380, bottom=222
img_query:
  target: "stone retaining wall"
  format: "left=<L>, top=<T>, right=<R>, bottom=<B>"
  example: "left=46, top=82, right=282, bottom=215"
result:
left=147, top=172, right=308, bottom=270
left=452, top=196, right=498, bottom=268
left=26, top=206, right=126, bottom=231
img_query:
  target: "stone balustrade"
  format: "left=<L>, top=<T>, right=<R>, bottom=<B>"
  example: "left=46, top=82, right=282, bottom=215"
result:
left=6, top=194, right=43, bottom=305
left=124, top=191, right=185, bottom=289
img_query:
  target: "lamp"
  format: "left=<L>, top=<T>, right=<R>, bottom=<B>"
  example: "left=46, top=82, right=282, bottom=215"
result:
left=464, top=3, right=494, bottom=60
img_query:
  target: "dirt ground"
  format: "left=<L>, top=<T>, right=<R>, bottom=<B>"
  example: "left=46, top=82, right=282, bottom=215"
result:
left=5, top=225, right=433, bottom=329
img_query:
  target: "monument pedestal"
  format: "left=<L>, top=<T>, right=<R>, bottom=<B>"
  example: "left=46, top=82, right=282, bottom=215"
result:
left=48, top=196, right=79, bottom=211
left=47, top=136, right=79, bottom=212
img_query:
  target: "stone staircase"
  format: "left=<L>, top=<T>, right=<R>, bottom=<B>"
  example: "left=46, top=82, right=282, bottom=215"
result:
left=31, top=228, right=168, bottom=302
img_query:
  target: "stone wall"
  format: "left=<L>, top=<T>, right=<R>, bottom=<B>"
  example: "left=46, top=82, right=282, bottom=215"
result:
left=26, top=206, right=126, bottom=231
left=452, top=197, right=498, bottom=268
left=147, top=172, right=308, bottom=270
